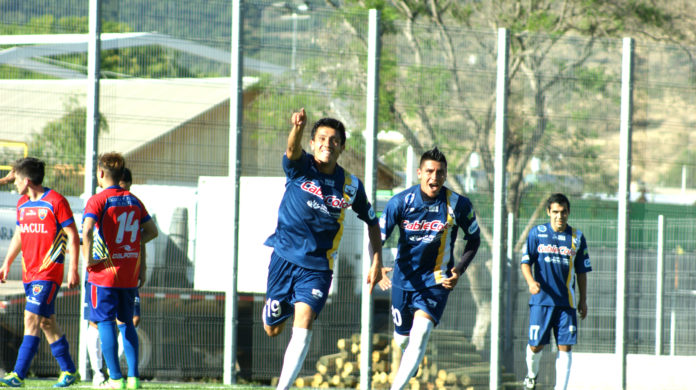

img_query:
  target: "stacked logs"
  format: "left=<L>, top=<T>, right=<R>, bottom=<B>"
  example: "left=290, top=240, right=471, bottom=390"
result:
left=291, top=329, right=516, bottom=389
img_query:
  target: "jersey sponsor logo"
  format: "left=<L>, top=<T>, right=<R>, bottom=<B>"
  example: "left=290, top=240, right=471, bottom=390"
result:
left=403, top=219, right=447, bottom=232
left=32, top=284, right=44, bottom=295
left=409, top=235, right=435, bottom=243
left=537, top=244, right=575, bottom=257
left=301, top=181, right=352, bottom=209
left=404, top=193, right=415, bottom=205
left=312, top=288, right=324, bottom=299
left=368, top=206, right=376, bottom=220
left=111, top=252, right=139, bottom=259
left=307, top=199, right=330, bottom=215
left=468, top=219, right=479, bottom=234
left=538, top=225, right=547, bottom=233
left=19, top=223, right=49, bottom=234
left=324, top=195, right=351, bottom=209
left=301, top=181, right=324, bottom=197
left=345, top=185, right=357, bottom=197
left=38, top=209, right=48, bottom=220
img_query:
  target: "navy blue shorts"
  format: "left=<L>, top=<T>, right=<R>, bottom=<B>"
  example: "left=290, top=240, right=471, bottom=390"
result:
left=528, top=305, right=577, bottom=346
left=262, top=251, right=332, bottom=327
left=86, top=282, right=138, bottom=323
left=390, top=284, right=450, bottom=335
left=84, top=283, right=140, bottom=318
left=24, top=280, right=60, bottom=317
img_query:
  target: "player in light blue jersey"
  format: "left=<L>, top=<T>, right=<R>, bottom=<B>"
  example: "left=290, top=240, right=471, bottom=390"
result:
left=521, top=193, right=591, bottom=390
left=378, top=147, right=480, bottom=390
left=263, top=108, right=383, bottom=390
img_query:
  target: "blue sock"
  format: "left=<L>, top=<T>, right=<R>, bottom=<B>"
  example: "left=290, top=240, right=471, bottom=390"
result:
left=49, top=335, right=76, bottom=373
left=14, top=335, right=40, bottom=379
left=118, top=323, right=139, bottom=378
left=98, top=321, right=122, bottom=380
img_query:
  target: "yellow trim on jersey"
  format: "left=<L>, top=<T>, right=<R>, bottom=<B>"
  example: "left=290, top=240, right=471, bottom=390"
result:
left=38, top=229, right=67, bottom=272
left=566, top=228, right=578, bottom=308
left=433, top=190, right=456, bottom=284
left=326, top=173, right=358, bottom=269
left=94, top=233, right=118, bottom=279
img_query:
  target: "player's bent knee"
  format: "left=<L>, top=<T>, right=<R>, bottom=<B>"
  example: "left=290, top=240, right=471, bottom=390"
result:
left=264, top=322, right=285, bottom=337
left=529, top=344, right=544, bottom=353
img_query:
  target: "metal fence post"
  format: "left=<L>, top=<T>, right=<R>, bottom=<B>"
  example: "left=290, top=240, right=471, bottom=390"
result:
left=224, top=0, right=243, bottom=384
left=655, top=215, right=664, bottom=355
left=490, top=27, right=509, bottom=390
left=616, top=36, right=634, bottom=390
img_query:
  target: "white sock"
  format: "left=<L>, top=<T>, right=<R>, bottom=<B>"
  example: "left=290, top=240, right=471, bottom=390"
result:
left=526, top=345, right=542, bottom=378
left=555, top=350, right=572, bottom=390
left=87, top=325, right=103, bottom=376
left=390, top=317, right=434, bottom=390
left=276, top=327, right=312, bottom=390
left=393, top=331, right=409, bottom=351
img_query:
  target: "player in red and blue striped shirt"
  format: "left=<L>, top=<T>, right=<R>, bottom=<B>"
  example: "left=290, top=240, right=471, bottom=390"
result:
left=0, top=157, right=80, bottom=388
left=82, top=153, right=158, bottom=390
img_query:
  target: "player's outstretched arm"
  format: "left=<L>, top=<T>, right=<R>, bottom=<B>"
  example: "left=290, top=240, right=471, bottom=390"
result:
left=366, top=224, right=383, bottom=294
left=286, top=108, right=306, bottom=161
left=0, top=229, right=21, bottom=282
left=64, top=222, right=80, bottom=288
left=0, top=170, right=14, bottom=186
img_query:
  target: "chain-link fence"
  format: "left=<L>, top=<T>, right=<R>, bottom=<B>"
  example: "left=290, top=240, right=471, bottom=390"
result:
left=1, top=0, right=696, bottom=388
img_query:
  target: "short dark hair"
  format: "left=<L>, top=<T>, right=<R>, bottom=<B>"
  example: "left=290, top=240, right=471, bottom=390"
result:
left=13, top=157, right=45, bottom=186
left=121, top=167, right=132, bottom=184
left=310, top=118, right=346, bottom=146
left=98, top=152, right=125, bottom=181
left=420, top=147, right=447, bottom=168
left=546, top=193, right=570, bottom=211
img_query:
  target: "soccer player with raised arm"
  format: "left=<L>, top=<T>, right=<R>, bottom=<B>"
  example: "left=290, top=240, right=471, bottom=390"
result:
left=263, top=108, right=383, bottom=390
left=379, top=147, right=480, bottom=390
left=0, top=157, right=81, bottom=388
left=521, top=193, right=591, bottom=390
left=82, top=153, right=158, bottom=390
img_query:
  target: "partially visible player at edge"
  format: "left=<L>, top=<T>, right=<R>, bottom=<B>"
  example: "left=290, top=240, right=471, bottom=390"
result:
left=0, top=157, right=81, bottom=388
left=263, top=108, right=383, bottom=390
left=82, top=153, right=158, bottom=390
left=521, top=193, right=591, bottom=390
left=85, top=168, right=147, bottom=386
left=378, top=147, right=481, bottom=390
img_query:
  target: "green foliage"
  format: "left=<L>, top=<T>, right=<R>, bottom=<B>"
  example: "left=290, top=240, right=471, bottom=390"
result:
left=28, top=97, right=108, bottom=195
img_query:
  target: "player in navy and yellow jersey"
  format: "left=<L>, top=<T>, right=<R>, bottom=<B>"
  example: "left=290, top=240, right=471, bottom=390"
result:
left=82, top=153, right=158, bottom=390
left=521, top=193, right=591, bottom=390
left=263, top=108, right=383, bottom=390
left=378, top=147, right=480, bottom=390
left=0, top=157, right=80, bottom=388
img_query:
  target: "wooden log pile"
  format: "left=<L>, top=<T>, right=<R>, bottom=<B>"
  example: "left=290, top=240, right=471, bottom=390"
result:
left=281, top=329, right=515, bottom=389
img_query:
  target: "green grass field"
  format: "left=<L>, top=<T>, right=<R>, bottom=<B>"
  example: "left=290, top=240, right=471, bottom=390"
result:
left=20, top=381, right=272, bottom=390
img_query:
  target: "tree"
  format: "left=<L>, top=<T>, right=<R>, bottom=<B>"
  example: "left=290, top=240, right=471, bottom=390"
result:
left=28, top=96, right=108, bottom=196
left=319, top=0, right=690, bottom=350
